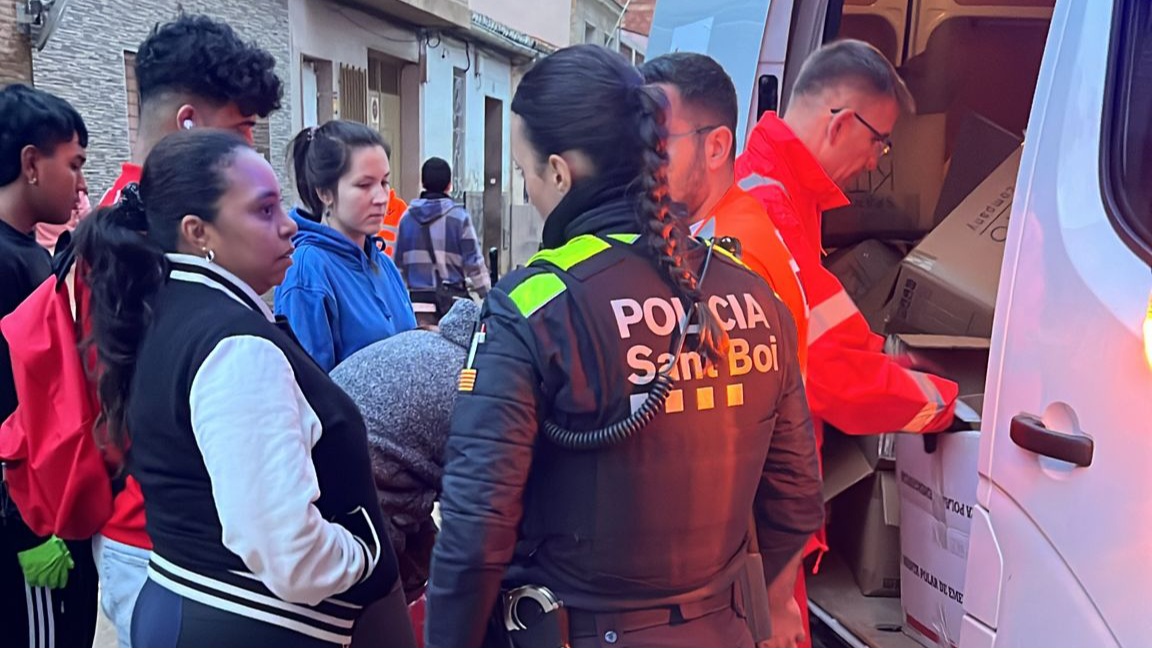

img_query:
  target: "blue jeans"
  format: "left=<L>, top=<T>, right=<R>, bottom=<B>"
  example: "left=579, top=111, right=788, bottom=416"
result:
left=92, top=534, right=150, bottom=648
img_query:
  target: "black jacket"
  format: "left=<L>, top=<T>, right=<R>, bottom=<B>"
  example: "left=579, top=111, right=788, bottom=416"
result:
left=425, top=190, right=824, bottom=648
left=128, top=255, right=398, bottom=645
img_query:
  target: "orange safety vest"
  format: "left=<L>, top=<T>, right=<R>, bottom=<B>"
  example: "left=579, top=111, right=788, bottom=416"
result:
left=378, top=188, right=407, bottom=258
left=695, top=185, right=809, bottom=374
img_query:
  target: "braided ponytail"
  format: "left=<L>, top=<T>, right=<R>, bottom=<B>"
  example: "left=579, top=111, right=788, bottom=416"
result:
left=634, top=85, right=728, bottom=364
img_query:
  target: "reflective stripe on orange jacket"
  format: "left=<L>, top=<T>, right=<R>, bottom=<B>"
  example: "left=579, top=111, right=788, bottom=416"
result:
left=735, top=112, right=958, bottom=439
left=695, top=185, right=809, bottom=373
left=378, top=188, right=407, bottom=258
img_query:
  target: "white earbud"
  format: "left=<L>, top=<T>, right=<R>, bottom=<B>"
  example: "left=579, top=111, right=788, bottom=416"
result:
left=182, top=119, right=195, bottom=130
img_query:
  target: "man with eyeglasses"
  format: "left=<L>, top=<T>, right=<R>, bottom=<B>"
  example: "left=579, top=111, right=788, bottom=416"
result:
left=640, top=53, right=810, bottom=376
left=735, top=39, right=960, bottom=648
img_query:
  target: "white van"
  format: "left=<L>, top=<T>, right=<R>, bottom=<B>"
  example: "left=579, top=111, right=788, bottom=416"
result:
left=648, top=0, right=1152, bottom=647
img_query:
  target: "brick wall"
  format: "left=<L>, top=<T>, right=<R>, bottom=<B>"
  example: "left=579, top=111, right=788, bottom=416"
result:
left=31, top=0, right=294, bottom=197
left=0, top=1, right=33, bottom=85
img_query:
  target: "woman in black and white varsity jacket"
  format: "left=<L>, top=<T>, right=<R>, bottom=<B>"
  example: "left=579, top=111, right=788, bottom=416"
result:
left=74, top=130, right=415, bottom=648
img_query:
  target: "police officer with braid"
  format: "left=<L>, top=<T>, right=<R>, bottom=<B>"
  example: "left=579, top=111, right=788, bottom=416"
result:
left=425, top=45, right=824, bottom=648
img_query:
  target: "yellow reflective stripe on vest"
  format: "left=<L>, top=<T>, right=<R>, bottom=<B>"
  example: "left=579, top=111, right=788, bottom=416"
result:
left=607, top=233, right=640, bottom=244
left=528, top=235, right=611, bottom=271
left=709, top=241, right=747, bottom=269
left=508, top=273, right=567, bottom=318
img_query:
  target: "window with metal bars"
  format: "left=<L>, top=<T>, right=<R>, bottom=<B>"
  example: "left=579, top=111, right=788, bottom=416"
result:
left=339, top=63, right=369, bottom=124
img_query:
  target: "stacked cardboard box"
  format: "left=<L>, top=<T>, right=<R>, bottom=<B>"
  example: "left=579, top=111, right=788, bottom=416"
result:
left=823, top=429, right=901, bottom=597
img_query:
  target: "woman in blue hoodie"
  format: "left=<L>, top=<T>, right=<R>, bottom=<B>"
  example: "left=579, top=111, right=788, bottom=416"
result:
left=276, top=121, right=417, bottom=371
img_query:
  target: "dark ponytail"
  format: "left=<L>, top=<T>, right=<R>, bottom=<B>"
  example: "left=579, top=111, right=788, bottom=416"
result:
left=634, top=86, right=727, bottom=364
left=75, top=187, right=165, bottom=457
left=288, top=120, right=390, bottom=220
left=74, top=129, right=249, bottom=457
left=512, top=44, right=728, bottom=363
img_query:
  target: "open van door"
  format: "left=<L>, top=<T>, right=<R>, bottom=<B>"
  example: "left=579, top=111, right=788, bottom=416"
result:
left=961, top=0, right=1152, bottom=646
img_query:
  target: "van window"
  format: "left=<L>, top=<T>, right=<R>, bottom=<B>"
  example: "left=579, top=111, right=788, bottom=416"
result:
left=1102, top=0, right=1152, bottom=265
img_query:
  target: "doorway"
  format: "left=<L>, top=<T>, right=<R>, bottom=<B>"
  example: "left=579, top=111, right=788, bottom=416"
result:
left=483, top=97, right=504, bottom=272
left=369, top=53, right=404, bottom=196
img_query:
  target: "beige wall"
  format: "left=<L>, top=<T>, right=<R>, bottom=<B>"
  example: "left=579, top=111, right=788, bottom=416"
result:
left=571, top=0, right=625, bottom=48
left=469, top=0, right=572, bottom=48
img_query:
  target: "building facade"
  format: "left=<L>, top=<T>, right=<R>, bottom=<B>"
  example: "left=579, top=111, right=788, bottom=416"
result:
left=30, top=0, right=294, bottom=198
left=288, top=0, right=425, bottom=198
left=290, top=0, right=558, bottom=270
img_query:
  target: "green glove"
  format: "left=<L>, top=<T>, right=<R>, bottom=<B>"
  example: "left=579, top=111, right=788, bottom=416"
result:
left=17, top=536, right=74, bottom=589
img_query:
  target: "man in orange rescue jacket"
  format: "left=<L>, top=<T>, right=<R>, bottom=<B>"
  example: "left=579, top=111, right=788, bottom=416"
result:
left=642, top=52, right=812, bottom=648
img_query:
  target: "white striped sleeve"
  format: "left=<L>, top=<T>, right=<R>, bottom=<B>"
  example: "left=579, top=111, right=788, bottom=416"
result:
left=189, top=335, right=368, bottom=605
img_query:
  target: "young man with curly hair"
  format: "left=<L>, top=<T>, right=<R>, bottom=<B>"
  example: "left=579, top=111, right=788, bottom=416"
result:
left=98, top=14, right=284, bottom=206
left=90, top=14, right=284, bottom=648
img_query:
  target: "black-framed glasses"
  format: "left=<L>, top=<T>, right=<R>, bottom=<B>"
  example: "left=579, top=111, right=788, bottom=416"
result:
left=667, top=124, right=724, bottom=140
left=831, top=108, right=893, bottom=156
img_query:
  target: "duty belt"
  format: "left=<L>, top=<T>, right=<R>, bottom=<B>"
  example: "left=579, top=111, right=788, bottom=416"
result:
left=567, top=584, right=739, bottom=638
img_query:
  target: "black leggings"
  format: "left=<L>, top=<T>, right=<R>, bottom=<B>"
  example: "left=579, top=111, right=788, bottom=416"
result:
left=132, top=579, right=417, bottom=648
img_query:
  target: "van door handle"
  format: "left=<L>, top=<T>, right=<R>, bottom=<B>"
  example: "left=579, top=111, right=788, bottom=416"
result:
left=1010, top=415, right=1094, bottom=467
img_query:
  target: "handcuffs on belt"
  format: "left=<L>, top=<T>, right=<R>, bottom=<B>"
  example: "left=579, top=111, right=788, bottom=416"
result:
left=501, top=585, right=570, bottom=648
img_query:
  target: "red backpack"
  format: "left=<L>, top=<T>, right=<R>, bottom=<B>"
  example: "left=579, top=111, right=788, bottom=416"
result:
left=0, top=251, right=113, bottom=539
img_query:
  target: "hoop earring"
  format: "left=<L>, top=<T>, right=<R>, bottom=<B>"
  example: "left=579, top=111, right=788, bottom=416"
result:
left=202, top=247, right=216, bottom=263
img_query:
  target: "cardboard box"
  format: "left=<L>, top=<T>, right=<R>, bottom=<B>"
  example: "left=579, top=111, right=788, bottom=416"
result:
left=825, top=240, right=907, bottom=332
left=826, top=240, right=906, bottom=303
left=885, top=147, right=1023, bottom=337
left=895, top=429, right=980, bottom=536
left=830, top=471, right=902, bottom=597
left=895, top=403, right=980, bottom=648
left=900, top=504, right=969, bottom=648
left=853, top=432, right=897, bottom=471
left=884, top=334, right=991, bottom=397
left=856, top=262, right=902, bottom=334
left=894, top=390, right=982, bottom=647
left=823, top=113, right=949, bottom=246
left=933, top=113, right=1023, bottom=225
left=821, top=428, right=875, bottom=503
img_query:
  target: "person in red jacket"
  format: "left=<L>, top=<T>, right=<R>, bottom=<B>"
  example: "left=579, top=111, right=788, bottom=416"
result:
left=88, top=16, right=284, bottom=648
left=736, top=39, right=959, bottom=647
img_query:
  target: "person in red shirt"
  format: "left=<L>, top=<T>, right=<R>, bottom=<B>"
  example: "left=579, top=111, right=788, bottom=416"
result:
left=642, top=51, right=814, bottom=648
left=736, top=39, right=960, bottom=646
left=89, top=15, right=284, bottom=648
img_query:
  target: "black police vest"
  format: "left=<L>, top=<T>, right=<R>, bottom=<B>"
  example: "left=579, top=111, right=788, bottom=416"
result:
left=504, top=234, right=800, bottom=610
